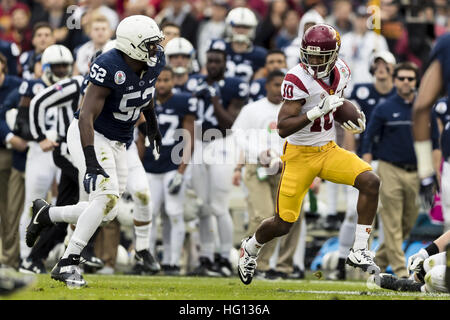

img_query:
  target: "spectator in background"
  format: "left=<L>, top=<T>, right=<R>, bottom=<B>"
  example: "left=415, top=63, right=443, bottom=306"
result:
left=18, top=22, right=55, bottom=80
left=197, top=0, right=228, bottom=68
left=0, top=2, right=32, bottom=51
left=274, top=9, right=299, bottom=50
left=340, top=5, right=389, bottom=93
left=396, top=2, right=435, bottom=72
left=362, top=62, right=440, bottom=278
left=157, top=0, right=199, bottom=49
left=325, top=0, right=353, bottom=36
left=74, top=13, right=112, bottom=75
left=160, top=21, right=180, bottom=48
left=0, top=52, right=24, bottom=269
left=283, top=8, right=324, bottom=70
left=30, top=0, right=72, bottom=43
left=254, top=0, right=288, bottom=50
left=380, top=0, right=407, bottom=56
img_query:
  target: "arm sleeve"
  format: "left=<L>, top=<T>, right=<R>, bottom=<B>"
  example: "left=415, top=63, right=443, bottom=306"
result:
left=361, top=105, right=384, bottom=155
left=430, top=110, right=440, bottom=150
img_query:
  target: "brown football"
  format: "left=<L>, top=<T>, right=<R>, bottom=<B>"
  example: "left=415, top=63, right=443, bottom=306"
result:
left=333, top=99, right=361, bottom=125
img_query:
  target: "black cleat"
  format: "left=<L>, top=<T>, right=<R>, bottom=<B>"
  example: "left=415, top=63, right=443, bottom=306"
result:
left=376, top=273, right=422, bottom=292
left=129, top=250, right=160, bottom=275
left=288, top=265, right=305, bottom=280
left=80, top=250, right=104, bottom=269
left=51, top=254, right=86, bottom=287
left=26, top=199, right=52, bottom=248
left=212, top=255, right=233, bottom=277
left=164, top=265, right=181, bottom=276
left=19, top=258, right=47, bottom=274
left=189, top=257, right=221, bottom=277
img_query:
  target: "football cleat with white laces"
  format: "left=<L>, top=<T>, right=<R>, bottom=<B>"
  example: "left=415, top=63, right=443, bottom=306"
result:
left=237, top=237, right=258, bottom=285
left=346, top=248, right=380, bottom=274
left=51, top=254, right=86, bottom=287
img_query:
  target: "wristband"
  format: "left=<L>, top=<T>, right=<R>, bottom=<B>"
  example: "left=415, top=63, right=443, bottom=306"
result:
left=413, top=140, right=434, bottom=179
left=425, top=242, right=439, bottom=257
left=83, top=145, right=99, bottom=168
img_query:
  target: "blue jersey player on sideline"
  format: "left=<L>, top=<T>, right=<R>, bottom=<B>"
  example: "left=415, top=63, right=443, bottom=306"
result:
left=412, top=32, right=450, bottom=291
left=189, top=39, right=248, bottom=277
left=211, top=7, right=267, bottom=83
left=140, top=66, right=196, bottom=274
left=25, top=15, right=166, bottom=287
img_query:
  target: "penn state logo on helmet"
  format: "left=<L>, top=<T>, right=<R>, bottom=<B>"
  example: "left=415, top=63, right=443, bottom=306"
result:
left=114, top=70, right=126, bottom=85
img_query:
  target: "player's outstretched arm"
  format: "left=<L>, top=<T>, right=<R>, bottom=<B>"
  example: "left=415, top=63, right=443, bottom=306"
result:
left=142, top=99, right=162, bottom=154
left=277, top=99, right=307, bottom=138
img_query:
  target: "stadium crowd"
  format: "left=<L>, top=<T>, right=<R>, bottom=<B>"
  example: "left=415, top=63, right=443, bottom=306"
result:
left=0, top=0, right=449, bottom=292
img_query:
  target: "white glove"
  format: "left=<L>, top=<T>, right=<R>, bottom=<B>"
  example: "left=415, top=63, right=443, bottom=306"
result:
left=168, top=172, right=184, bottom=195
left=307, top=95, right=344, bottom=121
left=341, top=111, right=366, bottom=134
left=407, top=248, right=429, bottom=274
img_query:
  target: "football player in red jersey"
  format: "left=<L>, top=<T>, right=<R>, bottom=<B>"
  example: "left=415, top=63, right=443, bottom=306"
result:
left=238, top=24, right=381, bottom=285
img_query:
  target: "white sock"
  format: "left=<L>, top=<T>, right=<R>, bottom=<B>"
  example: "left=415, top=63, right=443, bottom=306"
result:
left=63, top=237, right=87, bottom=258
left=338, top=219, right=356, bottom=258
left=353, top=224, right=372, bottom=250
left=168, top=213, right=185, bottom=266
left=198, top=213, right=215, bottom=261
left=245, top=234, right=264, bottom=256
left=134, top=223, right=151, bottom=252
left=216, top=213, right=233, bottom=260
left=49, top=202, right=89, bottom=224
left=61, top=196, right=112, bottom=258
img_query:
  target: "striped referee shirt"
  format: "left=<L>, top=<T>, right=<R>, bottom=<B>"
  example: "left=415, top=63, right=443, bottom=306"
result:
left=29, top=75, right=84, bottom=143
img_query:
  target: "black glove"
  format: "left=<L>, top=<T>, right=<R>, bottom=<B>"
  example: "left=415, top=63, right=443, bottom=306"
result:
left=83, top=146, right=109, bottom=194
left=144, top=106, right=162, bottom=155
left=419, top=175, right=439, bottom=211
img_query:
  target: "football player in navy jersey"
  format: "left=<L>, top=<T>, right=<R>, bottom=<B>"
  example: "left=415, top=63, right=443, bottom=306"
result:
left=164, top=37, right=202, bottom=94
left=249, top=49, right=287, bottom=103
left=327, top=50, right=396, bottom=281
left=412, top=33, right=450, bottom=290
left=0, top=38, right=20, bottom=76
left=139, top=66, right=196, bottom=275
left=24, top=15, right=165, bottom=287
left=189, top=39, right=248, bottom=276
left=210, top=7, right=267, bottom=84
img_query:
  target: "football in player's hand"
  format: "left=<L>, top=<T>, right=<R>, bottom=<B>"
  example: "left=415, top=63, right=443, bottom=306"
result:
left=333, top=99, right=362, bottom=125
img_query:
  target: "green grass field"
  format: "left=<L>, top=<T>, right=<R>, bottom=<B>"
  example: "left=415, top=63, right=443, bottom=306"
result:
left=2, top=273, right=450, bottom=300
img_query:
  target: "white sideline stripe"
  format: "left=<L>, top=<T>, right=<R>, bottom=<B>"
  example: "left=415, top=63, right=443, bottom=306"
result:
left=285, top=289, right=450, bottom=298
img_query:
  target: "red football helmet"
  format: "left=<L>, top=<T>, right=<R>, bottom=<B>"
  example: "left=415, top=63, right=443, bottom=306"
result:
left=300, top=23, right=341, bottom=79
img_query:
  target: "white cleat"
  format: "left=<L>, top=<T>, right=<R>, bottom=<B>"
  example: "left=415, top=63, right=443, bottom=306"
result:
left=237, top=237, right=257, bottom=285
left=346, top=248, right=380, bottom=275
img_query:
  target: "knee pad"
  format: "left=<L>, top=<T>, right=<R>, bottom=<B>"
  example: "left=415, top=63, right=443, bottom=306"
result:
left=100, top=194, right=119, bottom=224
left=424, top=265, right=448, bottom=293
left=197, top=203, right=212, bottom=219
left=132, top=189, right=152, bottom=222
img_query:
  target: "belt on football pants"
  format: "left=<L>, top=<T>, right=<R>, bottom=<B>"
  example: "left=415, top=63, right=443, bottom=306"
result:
left=388, top=162, right=417, bottom=172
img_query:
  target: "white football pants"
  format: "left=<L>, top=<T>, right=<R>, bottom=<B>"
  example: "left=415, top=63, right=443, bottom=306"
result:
left=19, top=142, right=60, bottom=259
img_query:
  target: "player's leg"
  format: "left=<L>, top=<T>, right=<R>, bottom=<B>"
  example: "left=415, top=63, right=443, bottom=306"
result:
left=319, top=144, right=380, bottom=274
left=19, top=144, right=59, bottom=259
left=423, top=254, right=448, bottom=293
left=239, top=143, right=318, bottom=284
left=163, top=170, right=187, bottom=274
left=329, top=184, right=358, bottom=280
left=190, top=158, right=217, bottom=275
left=208, top=162, right=235, bottom=276
left=49, top=122, right=125, bottom=286
left=147, top=173, right=164, bottom=258
left=126, top=145, right=160, bottom=274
